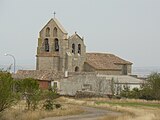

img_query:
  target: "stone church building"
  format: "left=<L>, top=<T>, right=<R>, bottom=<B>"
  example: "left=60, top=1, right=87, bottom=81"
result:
left=36, top=18, right=132, bottom=75
left=14, top=17, right=144, bottom=96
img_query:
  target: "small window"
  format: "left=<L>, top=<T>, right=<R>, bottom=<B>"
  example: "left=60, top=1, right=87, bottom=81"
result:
left=53, top=27, right=57, bottom=37
left=44, top=39, right=49, bottom=52
left=46, top=27, right=50, bottom=37
left=55, top=38, right=59, bottom=51
left=78, top=44, right=81, bottom=54
left=75, top=66, right=79, bottom=72
left=54, top=82, right=57, bottom=88
left=72, top=44, right=75, bottom=54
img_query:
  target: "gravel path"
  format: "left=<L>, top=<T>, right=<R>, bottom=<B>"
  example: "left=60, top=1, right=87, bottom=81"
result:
left=41, top=106, right=121, bottom=120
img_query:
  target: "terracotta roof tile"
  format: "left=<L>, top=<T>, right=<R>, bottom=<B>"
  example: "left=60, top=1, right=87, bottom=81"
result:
left=13, top=70, right=63, bottom=81
left=86, top=53, right=132, bottom=70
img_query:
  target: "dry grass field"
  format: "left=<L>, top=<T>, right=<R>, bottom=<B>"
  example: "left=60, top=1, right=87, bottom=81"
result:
left=0, top=100, right=83, bottom=120
left=1, top=97, right=160, bottom=120
left=61, top=97, right=160, bottom=120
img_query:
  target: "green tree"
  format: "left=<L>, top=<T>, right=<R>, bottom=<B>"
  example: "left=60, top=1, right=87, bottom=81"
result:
left=17, top=78, right=40, bottom=110
left=120, top=73, right=160, bottom=100
left=120, top=85, right=130, bottom=98
left=139, top=85, right=153, bottom=100
left=130, top=88, right=140, bottom=99
left=143, top=73, right=160, bottom=100
left=0, top=71, right=15, bottom=112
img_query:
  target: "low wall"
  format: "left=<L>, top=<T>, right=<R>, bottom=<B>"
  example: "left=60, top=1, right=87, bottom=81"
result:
left=59, top=73, right=112, bottom=96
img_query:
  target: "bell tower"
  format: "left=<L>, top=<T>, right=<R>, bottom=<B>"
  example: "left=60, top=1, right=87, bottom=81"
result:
left=36, top=18, right=68, bottom=72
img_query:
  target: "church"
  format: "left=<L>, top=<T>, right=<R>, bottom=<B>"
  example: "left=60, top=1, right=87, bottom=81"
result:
left=14, top=17, right=144, bottom=96
left=36, top=17, right=132, bottom=75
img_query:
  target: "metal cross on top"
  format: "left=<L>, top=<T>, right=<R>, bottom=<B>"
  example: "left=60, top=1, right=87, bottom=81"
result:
left=54, top=11, right=56, bottom=18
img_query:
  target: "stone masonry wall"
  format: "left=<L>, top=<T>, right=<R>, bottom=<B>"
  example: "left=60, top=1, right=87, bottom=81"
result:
left=59, top=72, right=112, bottom=96
left=37, top=57, right=59, bottom=71
left=66, top=34, right=86, bottom=72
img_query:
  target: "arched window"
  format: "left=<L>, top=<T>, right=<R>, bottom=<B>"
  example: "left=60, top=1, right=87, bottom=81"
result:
left=78, top=44, right=81, bottom=54
left=55, top=38, right=59, bottom=51
left=53, top=27, right=57, bottom=37
left=72, top=43, right=75, bottom=54
left=46, top=27, right=50, bottom=37
left=44, top=38, right=49, bottom=52
left=75, top=66, right=79, bottom=72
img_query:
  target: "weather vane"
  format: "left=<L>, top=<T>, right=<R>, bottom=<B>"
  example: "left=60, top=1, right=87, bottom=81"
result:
left=54, top=11, right=56, bottom=18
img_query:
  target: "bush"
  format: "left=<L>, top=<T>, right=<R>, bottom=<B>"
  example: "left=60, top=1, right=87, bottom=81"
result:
left=0, top=71, right=16, bottom=112
left=43, top=99, right=54, bottom=110
left=42, top=87, right=60, bottom=110
left=120, top=73, right=160, bottom=100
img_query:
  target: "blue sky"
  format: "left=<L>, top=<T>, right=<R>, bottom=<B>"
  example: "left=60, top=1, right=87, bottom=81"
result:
left=0, top=0, right=160, bottom=70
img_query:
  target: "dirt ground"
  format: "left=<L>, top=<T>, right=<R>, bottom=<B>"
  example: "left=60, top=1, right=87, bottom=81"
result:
left=41, top=106, right=121, bottom=120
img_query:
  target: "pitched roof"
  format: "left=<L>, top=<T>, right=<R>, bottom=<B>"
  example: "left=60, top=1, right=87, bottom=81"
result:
left=13, top=70, right=63, bottom=81
left=40, top=18, right=67, bottom=34
left=69, top=32, right=83, bottom=40
left=86, top=53, right=132, bottom=70
left=97, top=75, right=144, bottom=84
left=53, top=18, right=67, bottom=34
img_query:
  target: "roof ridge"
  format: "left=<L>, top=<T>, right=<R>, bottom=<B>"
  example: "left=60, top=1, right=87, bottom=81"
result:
left=69, top=32, right=83, bottom=40
left=40, top=18, right=68, bottom=34
left=53, top=18, right=68, bottom=34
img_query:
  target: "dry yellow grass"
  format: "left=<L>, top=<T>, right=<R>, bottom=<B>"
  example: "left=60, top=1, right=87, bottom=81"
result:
left=1, top=97, right=160, bottom=120
left=60, top=97, right=160, bottom=120
left=0, top=100, right=83, bottom=120
left=99, top=104, right=160, bottom=120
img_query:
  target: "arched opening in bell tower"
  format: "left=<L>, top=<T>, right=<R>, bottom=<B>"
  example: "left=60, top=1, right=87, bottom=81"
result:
left=46, top=27, right=50, bottom=37
left=55, top=38, right=59, bottom=51
left=72, top=43, right=75, bottom=54
left=44, top=38, right=49, bottom=52
left=53, top=27, right=57, bottom=37
left=78, top=44, right=81, bottom=54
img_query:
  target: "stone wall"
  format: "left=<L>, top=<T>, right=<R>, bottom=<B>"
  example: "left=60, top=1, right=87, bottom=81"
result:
left=66, top=34, right=86, bottom=72
left=59, top=72, right=112, bottom=96
left=37, top=56, right=59, bottom=71
left=39, top=19, right=67, bottom=40
left=127, top=65, right=132, bottom=75
left=37, top=18, right=68, bottom=72
left=96, top=70, right=122, bottom=75
left=116, top=64, right=132, bottom=75
left=84, top=62, right=95, bottom=72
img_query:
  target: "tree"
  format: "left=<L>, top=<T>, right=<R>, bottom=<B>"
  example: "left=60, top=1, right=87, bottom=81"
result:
left=120, top=85, right=130, bottom=98
left=0, top=71, right=15, bottom=112
left=120, top=73, right=160, bottom=100
left=17, top=78, right=40, bottom=110
left=143, top=73, right=160, bottom=100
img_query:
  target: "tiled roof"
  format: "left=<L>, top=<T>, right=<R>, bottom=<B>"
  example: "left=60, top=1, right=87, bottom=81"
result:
left=86, top=53, right=132, bottom=70
left=13, top=70, right=63, bottom=81
left=97, top=75, right=144, bottom=84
